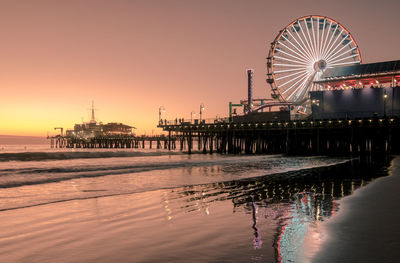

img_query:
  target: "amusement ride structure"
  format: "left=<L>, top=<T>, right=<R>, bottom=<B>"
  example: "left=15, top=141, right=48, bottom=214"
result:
left=267, top=15, right=362, bottom=114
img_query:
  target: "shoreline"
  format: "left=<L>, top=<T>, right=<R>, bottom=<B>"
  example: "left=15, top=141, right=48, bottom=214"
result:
left=311, top=155, right=400, bottom=262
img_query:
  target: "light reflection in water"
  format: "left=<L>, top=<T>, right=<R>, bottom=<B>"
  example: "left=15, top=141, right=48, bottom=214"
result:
left=162, top=159, right=389, bottom=263
left=251, top=197, right=262, bottom=249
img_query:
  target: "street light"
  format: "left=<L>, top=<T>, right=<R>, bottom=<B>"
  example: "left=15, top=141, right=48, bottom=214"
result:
left=191, top=111, right=196, bottom=123
left=199, top=103, right=205, bottom=123
left=159, top=106, right=166, bottom=124
left=383, top=91, right=387, bottom=117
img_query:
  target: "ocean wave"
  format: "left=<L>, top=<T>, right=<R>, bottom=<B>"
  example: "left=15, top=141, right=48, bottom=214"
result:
left=0, top=157, right=264, bottom=187
left=0, top=159, right=361, bottom=212
left=0, top=156, right=350, bottom=189
left=0, top=163, right=204, bottom=188
left=0, top=150, right=184, bottom=162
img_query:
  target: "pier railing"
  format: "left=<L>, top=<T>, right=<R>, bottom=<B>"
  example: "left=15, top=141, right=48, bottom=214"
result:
left=159, top=117, right=230, bottom=126
left=158, top=117, right=399, bottom=130
left=47, top=134, right=177, bottom=150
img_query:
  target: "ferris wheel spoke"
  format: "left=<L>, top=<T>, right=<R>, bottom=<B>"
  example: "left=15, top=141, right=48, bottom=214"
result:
left=274, top=55, right=308, bottom=65
left=328, top=54, right=359, bottom=64
left=299, top=73, right=316, bottom=95
left=316, top=18, right=321, bottom=58
left=281, top=34, right=313, bottom=62
left=286, top=72, right=313, bottom=100
left=302, top=19, right=318, bottom=61
left=308, top=18, right=319, bottom=60
left=321, top=24, right=339, bottom=58
left=273, top=63, right=308, bottom=68
left=325, top=39, right=353, bottom=62
left=279, top=70, right=309, bottom=87
left=277, top=41, right=311, bottom=63
left=328, top=60, right=360, bottom=67
left=284, top=29, right=314, bottom=63
left=275, top=69, right=308, bottom=81
left=320, top=24, right=339, bottom=60
left=283, top=71, right=313, bottom=96
left=311, top=17, right=318, bottom=58
left=321, top=19, right=332, bottom=56
left=303, top=75, right=316, bottom=94
left=323, top=28, right=344, bottom=60
left=298, top=20, right=317, bottom=62
left=320, top=21, right=334, bottom=59
left=318, top=19, right=326, bottom=57
left=274, top=68, right=309, bottom=74
left=327, top=46, right=357, bottom=63
left=324, top=34, right=350, bottom=61
left=291, top=25, right=315, bottom=62
left=301, top=19, right=315, bottom=60
left=322, top=28, right=344, bottom=61
left=275, top=48, right=309, bottom=64
left=310, top=79, right=316, bottom=92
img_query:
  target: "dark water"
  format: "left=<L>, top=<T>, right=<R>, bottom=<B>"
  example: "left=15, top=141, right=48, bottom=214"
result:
left=0, top=146, right=390, bottom=262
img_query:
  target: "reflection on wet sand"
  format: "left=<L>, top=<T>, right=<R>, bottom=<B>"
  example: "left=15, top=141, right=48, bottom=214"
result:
left=162, top=159, right=389, bottom=262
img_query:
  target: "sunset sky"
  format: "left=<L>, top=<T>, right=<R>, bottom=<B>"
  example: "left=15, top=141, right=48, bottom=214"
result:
left=1, top=0, right=399, bottom=136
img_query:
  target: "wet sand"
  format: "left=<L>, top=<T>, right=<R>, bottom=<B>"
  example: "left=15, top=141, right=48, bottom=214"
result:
left=312, top=156, right=400, bottom=263
left=0, top=153, right=391, bottom=263
left=0, top=188, right=278, bottom=263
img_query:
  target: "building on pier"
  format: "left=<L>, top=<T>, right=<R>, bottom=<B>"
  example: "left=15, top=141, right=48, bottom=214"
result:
left=310, top=86, right=400, bottom=119
left=68, top=122, right=135, bottom=138
left=314, top=60, right=400, bottom=90
left=64, top=102, right=135, bottom=138
left=311, top=60, right=400, bottom=119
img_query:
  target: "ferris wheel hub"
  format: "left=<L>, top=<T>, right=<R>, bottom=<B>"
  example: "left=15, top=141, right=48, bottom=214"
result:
left=314, top=60, right=327, bottom=72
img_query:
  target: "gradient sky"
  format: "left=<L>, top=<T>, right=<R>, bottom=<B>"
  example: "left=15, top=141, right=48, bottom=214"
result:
left=1, top=0, right=399, bottom=136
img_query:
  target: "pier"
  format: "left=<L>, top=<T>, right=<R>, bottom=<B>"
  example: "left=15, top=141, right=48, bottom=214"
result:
left=49, top=116, right=400, bottom=157
left=48, top=135, right=178, bottom=150
left=157, top=117, right=400, bottom=157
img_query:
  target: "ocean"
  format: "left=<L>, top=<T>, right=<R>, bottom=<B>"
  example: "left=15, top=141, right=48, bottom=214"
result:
left=0, top=140, right=391, bottom=262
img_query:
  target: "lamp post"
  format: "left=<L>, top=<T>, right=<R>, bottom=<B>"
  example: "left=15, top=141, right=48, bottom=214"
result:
left=159, top=106, right=165, bottom=124
left=199, top=103, right=205, bottom=123
left=191, top=111, right=196, bottom=123
left=383, top=91, right=387, bottom=117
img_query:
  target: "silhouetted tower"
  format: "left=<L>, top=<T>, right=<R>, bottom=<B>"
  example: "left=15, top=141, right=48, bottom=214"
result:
left=90, top=101, right=96, bottom=124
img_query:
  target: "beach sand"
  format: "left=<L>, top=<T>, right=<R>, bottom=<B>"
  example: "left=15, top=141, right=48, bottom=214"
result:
left=312, top=156, right=400, bottom=263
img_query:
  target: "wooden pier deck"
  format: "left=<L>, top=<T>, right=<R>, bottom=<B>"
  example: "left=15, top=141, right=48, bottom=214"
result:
left=158, top=117, right=400, bottom=156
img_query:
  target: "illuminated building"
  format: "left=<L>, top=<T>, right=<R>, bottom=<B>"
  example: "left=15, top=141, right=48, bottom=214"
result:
left=65, top=103, right=135, bottom=138
left=311, top=60, right=400, bottom=119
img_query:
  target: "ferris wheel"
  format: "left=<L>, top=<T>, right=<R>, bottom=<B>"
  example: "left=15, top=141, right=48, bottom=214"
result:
left=267, top=15, right=362, bottom=113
